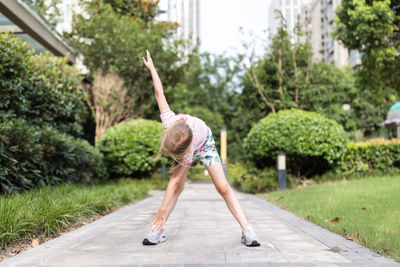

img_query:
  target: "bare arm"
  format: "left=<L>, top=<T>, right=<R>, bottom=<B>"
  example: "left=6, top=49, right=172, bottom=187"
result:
left=150, top=165, right=189, bottom=229
left=142, top=50, right=170, bottom=113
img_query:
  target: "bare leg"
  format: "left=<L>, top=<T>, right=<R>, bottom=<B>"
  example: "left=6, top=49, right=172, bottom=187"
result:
left=165, top=189, right=183, bottom=221
left=206, top=162, right=248, bottom=228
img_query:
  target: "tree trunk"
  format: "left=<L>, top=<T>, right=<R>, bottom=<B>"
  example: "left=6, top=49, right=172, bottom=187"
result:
left=278, top=47, right=286, bottom=109
left=249, top=68, right=276, bottom=114
left=292, top=50, right=299, bottom=108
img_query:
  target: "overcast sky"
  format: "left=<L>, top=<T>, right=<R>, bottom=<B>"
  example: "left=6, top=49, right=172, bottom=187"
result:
left=199, top=0, right=312, bottom=57
left=200, top=0, right=272, bottom=57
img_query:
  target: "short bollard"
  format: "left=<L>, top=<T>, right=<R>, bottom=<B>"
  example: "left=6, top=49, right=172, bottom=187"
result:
left=220, top=128, right=227, bottom=175
left=277, top=153, right=286, bottom=190
left=161, top=163, right=166, bottom=178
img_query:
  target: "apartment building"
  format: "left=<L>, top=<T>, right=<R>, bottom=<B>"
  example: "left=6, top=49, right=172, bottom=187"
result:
left=156, top=0, right=200, bottom=45
left=268, top=0, right=304, bottom=43
left=299, top=0, right=360, bottom=67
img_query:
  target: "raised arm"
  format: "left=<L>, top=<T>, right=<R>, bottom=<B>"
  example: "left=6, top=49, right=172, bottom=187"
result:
left=142, top=50, right=170, bottom=113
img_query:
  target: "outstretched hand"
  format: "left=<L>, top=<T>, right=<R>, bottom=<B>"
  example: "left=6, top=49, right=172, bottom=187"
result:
left=142, top=50, right=155, bottom=70
left=150, top=209, right=166, bottom=230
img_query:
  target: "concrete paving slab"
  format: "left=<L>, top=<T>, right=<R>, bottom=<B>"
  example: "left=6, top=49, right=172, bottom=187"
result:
left=0, top=180, right=398, bottom=267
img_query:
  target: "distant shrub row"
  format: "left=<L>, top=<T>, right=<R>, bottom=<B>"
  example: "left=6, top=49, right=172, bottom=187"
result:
left=243, top=109, right=400, bottom=184
left=340, top=138, right=400, bottom=174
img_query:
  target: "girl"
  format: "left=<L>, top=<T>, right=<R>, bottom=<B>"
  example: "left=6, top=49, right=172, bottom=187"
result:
left=141, top=50, right=260, bottom=247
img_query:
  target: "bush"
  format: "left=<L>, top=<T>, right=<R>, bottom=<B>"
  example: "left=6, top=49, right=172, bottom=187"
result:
left=97, top=119, right=165, bottom=177
left=228, top=162, right=297, bottom=194
left=0, top=32, right=88, bottom=137
left=244, top=109, right=347, bottom=177
left=340, top=138, right=400, bottom=174
left=0, top=119, right=107, bottom=194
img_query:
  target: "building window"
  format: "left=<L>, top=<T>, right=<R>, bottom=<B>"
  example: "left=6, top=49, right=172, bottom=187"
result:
left=293, top=0, right=298, bottom=5
left=286, top=0, right=291, bottom=5
left=286, top=8, right=291, bottom=26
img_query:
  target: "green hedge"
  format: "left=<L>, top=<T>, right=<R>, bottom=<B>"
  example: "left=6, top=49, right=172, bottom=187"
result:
left=341, top=138, right=400, bottom=174
left=244, top=109, right=347, bottom=177
left=97, top=119, right=165, bottom=177
left=228, top=162, right=297, bottom=193
left=0, top=32, right=88, bottom=137
left=0, top=119, right=107, bottom=194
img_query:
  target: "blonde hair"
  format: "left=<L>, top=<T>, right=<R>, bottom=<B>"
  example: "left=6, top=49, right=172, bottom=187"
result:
left=154, top=122, right=193, bottom=173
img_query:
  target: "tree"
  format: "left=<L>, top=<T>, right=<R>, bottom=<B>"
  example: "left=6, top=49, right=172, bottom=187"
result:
left=88, top=72, right=134, bottom=143
left=24, top=0, right=62, bottom=26
left=66, top=0, right=191, bottom=135
left=334, top=0, right=400, bottom=97
left=103, top=0, right=159, bottom=22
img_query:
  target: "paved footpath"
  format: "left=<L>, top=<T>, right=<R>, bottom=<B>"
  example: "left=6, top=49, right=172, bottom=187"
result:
left=1, top=181, right=399, bottom=267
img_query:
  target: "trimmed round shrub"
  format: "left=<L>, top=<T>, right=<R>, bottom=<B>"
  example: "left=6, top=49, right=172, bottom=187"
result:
left=97, top=119, right=165, bottom=177
left=0, top=119, right=107, bottom=194
left=244, top=109, right=347, bottom=177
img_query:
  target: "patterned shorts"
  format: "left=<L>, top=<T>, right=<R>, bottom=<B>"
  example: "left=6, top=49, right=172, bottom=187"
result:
left=193, top=130, right=221, bottom=167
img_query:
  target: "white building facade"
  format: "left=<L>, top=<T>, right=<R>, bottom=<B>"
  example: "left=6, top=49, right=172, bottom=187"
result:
left=268, top=0, right=304, bottom=42
left=299, top=0, right=359, bottom=67
left=156, top=0, right=200, bottom=45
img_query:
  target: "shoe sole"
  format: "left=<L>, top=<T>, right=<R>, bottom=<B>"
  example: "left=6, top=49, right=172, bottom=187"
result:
left=241, top=237, right=261, bottom=247
left=142, top=237, right=166, bottom=246
left=142, top=238, right=157, bottom=245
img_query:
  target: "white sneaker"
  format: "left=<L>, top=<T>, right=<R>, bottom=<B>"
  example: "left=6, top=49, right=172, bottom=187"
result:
left=241, top=225, right=261, bottom=246
left=142, top=226, right=166, bottom=245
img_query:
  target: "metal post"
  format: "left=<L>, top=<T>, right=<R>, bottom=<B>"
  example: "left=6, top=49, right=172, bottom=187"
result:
left=161, top=163, right=166, bottom=178
left=277, top=153, right=287, bottom=190
left=220, top=129, right=227, bottom=175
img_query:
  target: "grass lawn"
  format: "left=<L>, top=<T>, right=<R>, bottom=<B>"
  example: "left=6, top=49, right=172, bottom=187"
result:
left=259, top=176, right=400, bottom=262
left=0, top=177, right=168, bottom=258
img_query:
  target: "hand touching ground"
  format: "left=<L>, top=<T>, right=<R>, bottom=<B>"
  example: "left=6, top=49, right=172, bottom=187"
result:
left=150, top=208, right=166, bottom=230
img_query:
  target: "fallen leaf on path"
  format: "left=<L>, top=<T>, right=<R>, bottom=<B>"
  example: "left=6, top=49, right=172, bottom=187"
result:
left=328, top=246, right=341, bottom=253
left=31, top=238, right=39, bottom=248
left=306, top=215, right=313, bottom=219
left=330, top=217, right=342, bottom=223
left=0, top=256, right=3, bottom=262
left=282, top=205, right=289, bottom=210
left=346, top=235, right=353, bottom=241
left=10, top=248, right=23, bottom=256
